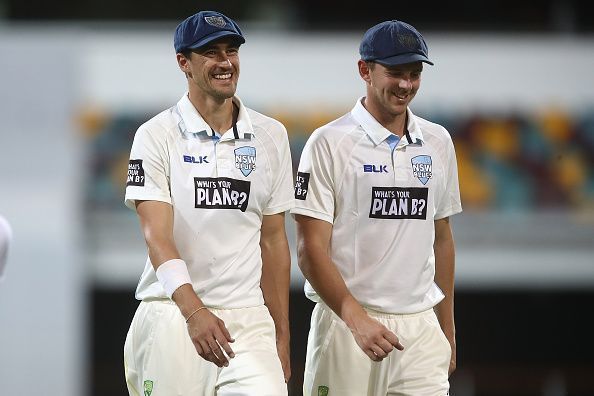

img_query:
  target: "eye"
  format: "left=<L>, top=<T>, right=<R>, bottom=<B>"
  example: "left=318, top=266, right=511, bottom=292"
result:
left=201, top=49, right=217, bottom=57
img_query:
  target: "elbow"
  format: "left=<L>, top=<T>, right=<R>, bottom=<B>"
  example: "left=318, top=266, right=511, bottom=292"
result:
left=143, top=231, right=175, bottom=256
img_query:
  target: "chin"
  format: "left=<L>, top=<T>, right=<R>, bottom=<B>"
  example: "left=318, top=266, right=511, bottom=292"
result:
left=214, top=91, right=236, bottom=100
left=388, top=104, right=408, bottom=114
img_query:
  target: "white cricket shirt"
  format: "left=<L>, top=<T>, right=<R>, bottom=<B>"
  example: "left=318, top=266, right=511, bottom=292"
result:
left=125, top=94, right=294, bottom=308
left=292, top=98, right=462, bottom=314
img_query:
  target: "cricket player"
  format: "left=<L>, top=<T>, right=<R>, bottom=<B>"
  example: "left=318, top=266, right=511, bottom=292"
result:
left=0, top=215, right=11, bottom=282
left=123, top=10, right=293, bottom=395
left=293, top=20, right=462, bottom=395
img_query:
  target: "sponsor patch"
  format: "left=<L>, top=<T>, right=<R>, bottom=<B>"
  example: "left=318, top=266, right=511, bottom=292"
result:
left=294, top=172, right=310, bottom=200
left=126, top=159, right=145, bottom=186
left=183, top=154, right=209, bottom=164
left=369, top=187, right=428, bottom=219
left=235, top=146, right=256, bottom=177
left=411, top=155, right=432, bottom=185
left=363, top=164, right=388, bottom=173
left=194, top=177, right=250, bottom=212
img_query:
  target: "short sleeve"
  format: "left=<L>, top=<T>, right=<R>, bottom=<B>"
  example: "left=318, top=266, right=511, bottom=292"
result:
left=262, top=123, right=295, bottom=215
left=434, top=134, right=462, bottom=219
left=291, top=131, right=335, bottom=224
left=124, top=125, right=172, bottom=210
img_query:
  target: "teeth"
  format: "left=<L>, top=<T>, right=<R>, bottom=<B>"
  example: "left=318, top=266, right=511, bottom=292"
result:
left=214, top=73, right=231, bottom=80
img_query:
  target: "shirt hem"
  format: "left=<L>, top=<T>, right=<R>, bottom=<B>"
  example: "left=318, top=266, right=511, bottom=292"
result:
left=124, top=193, right=172, bottom=210
left=262, top=201, right=295, bottom=215
left=290, top=207, right=334, bottom=224
left=435, top=206, right=463, bottom=220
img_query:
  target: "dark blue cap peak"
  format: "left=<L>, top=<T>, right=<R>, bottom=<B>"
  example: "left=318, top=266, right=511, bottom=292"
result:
left=359, top=20, right=433, bottom=66
left=174, top=11, right=245, bottom=53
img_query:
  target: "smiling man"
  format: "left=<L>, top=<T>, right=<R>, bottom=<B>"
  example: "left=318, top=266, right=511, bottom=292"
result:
left=293, top=20, right=462, bottom=396
left=123, top=10, right=294, bottom=396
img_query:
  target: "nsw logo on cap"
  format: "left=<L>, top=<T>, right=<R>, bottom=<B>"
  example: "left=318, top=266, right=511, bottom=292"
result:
left=398, top=33, right=420, bottom=50
left=205, top=16, right=227, bottom=28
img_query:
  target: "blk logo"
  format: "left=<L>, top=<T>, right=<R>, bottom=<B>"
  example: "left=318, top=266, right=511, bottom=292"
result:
left=363, top=164, right=388, bottom=173
left=184, top=155, right=209, bottom=164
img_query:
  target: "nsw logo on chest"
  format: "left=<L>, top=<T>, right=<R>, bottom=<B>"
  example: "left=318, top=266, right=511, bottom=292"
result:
left=234, top=146, right=256, bottom=177
left=411, top=155, right=432, bottom=185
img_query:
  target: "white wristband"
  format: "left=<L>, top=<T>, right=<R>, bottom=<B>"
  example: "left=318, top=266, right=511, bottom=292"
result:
left=155, top=258, right=192, bottom=298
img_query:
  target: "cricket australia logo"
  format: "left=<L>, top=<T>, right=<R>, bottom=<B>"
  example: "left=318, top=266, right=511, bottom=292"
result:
left=235, top=146, right=256, bottom=177
left=318, top=385, right=329, bottom=396
left=143, top=380, right=153, bottom=396
left=411, top=155, right=432, bottom=185
left=205, top=16, right=226, bottom=28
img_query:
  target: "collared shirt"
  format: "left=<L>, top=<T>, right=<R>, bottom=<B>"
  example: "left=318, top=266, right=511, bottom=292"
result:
left=125, top=94, right=294, bottom=308
left=292, top=97, right=462, bottom=314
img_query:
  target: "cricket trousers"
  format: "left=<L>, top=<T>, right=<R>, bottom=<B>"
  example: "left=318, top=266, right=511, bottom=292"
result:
left=124, top=300, right=287, bottom=396
left=303, top=302, right=451, bottom=396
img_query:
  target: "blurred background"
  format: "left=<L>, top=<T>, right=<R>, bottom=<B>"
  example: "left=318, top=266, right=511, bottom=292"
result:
left=1, top=1, right=593, bottom=395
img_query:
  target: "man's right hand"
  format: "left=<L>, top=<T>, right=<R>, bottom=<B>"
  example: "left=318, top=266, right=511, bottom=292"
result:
left=186, top=308, right=236, bottom=367
left=346, top=304, right=404, bottom=362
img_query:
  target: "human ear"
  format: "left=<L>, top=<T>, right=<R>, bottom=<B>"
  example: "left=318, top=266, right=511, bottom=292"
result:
left=358, top=60, right=372, bottom=84
left=176, top=53, right=191, bottom=73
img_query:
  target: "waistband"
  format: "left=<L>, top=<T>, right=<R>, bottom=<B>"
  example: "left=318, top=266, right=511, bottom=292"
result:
left=318, top=301, right=435, bottom=320
left=140, top=298, right=264, bottom=311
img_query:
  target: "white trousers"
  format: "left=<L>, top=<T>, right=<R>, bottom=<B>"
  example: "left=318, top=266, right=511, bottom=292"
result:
left=303, top=303, right=451, bottom=396
left=124, top=300, right=287, bottom=396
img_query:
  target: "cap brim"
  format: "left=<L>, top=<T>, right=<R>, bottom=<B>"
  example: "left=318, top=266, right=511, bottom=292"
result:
left=187, top=31, right=245, bottom=50
left=374, top=52, right=434, bottom=66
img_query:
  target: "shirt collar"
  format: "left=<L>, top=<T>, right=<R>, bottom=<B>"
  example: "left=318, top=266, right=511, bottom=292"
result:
left=350, top=97, right=424, bottom=147
left=175, top=93, right=254, bottom=141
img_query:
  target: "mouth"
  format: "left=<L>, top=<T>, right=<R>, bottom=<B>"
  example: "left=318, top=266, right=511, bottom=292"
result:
left=394, top=91, right=412, bottom=103
left=213, top=73, right=232, bottom=80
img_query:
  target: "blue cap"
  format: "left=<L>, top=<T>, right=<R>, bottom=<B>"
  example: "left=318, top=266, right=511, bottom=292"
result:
left=359, top=20, right=433, bottom=66
left=174, top=11, right=245, bottom=53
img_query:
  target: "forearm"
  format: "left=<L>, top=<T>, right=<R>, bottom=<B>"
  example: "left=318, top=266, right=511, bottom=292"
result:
left=136, top=200, right=180, bottom=268
left=296, top=217, right=363, bottom=326
left=146, top=235, right=204, bottom=317
left=296, top=215, right=404, bottom=360
left=148, top=243, right=204, bottom=316
left=136, top=200, right=203, bottom=316
left=260, top=213, right=291, bottom=337
left=260, top=237, right=291, bottom=337
left=304, top=248, right=360, bottom=314
left=433, top=218, right=456, bottom=338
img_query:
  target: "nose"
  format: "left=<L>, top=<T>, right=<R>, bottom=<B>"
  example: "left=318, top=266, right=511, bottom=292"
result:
left=218, top=58, right=232, bottom=69
left=216, top=53, right=232, bottom=67
left=398, top=77, right=413, bottom=91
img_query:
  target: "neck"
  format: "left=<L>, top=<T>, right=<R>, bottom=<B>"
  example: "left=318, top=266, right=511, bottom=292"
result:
left=362, top=97, right=407, bottom=137
left=187, top=89, right=236, bottom=133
